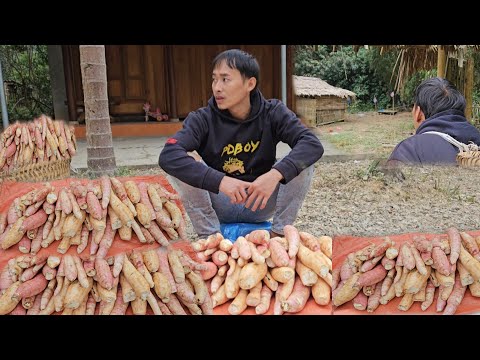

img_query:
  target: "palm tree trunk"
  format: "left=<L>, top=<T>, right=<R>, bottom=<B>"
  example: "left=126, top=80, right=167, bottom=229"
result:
left=79, top=45, right=116, bottom=176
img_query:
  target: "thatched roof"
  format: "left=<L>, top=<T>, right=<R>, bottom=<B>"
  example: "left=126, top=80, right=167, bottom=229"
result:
left=293, top=75, right=356, bottom=98
left=363, top=45, right=480, bottom=92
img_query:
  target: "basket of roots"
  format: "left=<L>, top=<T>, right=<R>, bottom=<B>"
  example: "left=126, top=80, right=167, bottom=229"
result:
left=0, top=115, right=76, bottom=182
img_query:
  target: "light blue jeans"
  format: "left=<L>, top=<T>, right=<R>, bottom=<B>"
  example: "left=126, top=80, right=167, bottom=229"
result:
left=168, top=163, right=314, bottom=238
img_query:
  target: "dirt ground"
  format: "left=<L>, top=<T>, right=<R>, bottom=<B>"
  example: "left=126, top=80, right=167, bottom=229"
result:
left=313, top=111, right=414, bottom=157
left=120, top=159, right=480, bottom=241
left=296, top=161, right=480, bottom=238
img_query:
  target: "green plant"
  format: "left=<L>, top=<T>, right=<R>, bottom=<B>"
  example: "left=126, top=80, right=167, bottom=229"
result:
left=115, top=166, right=133, bottom=177
left=356, top=159, right=384, bottom=180
left=0, top=45, right=53, bottom=122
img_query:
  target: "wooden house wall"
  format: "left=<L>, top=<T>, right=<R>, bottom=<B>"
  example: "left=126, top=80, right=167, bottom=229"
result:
left=62, top=45, right=292, bottom=122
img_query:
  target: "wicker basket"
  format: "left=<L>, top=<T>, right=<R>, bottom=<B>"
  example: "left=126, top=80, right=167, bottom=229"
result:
left=457, top=150, right=480, bottom=168
left=0, top=159, right=71, bottom=182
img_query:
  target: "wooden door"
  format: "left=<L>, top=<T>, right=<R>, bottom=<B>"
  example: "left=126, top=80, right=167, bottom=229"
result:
left=170, top=45, right=207, bottom=118
left=107, top=45, right=147, bottom=115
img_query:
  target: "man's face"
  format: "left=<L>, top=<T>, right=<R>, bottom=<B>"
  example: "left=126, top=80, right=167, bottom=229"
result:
left=212, top=61, right=253, bottom=111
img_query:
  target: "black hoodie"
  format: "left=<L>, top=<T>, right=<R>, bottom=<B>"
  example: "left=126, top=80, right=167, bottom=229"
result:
left=158, top=90, right=324, bottom=194
left=388, top=109, right=480, bottom=165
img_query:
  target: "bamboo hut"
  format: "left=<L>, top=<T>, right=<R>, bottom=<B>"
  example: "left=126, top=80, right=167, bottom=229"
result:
left=293, top=75, right=356, bottom=127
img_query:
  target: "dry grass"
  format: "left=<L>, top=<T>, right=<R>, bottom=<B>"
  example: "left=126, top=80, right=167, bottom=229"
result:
left=314, top=111, right=414, bottom=157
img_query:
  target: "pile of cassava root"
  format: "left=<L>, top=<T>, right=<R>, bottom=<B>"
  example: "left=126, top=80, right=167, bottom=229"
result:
left=0, top=115, right=77, bottom=174
left=0, top=246, right=213, bottom=315
left=193, top=226, right=332, bottom=315
left=0, top=177, right=185, bottom=255
left=333, top=228, right=480, bottom=315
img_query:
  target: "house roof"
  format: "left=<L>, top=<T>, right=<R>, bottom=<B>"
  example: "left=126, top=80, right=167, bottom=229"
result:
left=293, top=75, right=356, bottom=98
left=365, top=45, right=480, bottom=91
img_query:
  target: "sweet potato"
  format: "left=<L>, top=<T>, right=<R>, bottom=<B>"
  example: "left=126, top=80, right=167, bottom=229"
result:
left=224, top=260, right=242, bottom=299
left=367, top=284, right=382, bottom=312
left=130, top=296, right=147, bottom=315
left=124, top=180, right=141, bottom=204
left=432, top=247, right=451, bottom=276
left=380, top=256, right=395, bottom=271
left=1, top=217, right=26, bottom=250
left=108, top=206, right=122, bottom=230
left=13, top=273, right=48, bottom=300
left=360, top=255, right=383, bottom=272
left=313, top=235, right=331, bottom=258
left=167, top=250, right=185, bottom=284
left=297, top=244, right=329, bottom=278
left=459, top=244, right=480, bottom=281
left=176, top=281, right=196, bottom=304
left=119, top=274, right=136, bottom=302
left=147, top=184, right=163, bottom=211
left=236, top=236, right=252, bottom=261
left=26, top=294, right=42, bottom=315
left=156, top=248, right=177, bottom=292
left=239, top=262, right=268, bottom=290
left=253, top=284, right=272, bottom=314
left=163, top=200, right=182, bottom=228
left=421, top=280, right=436, bottom=311
left=211, top=284, right=229, bottom=308
left=228, top=289, right=248, bottom=315
left=333, top=272, right=361, bottom=307
left=443, top=273, right=466, bottom=315
left=96, top=220, right=116, bottom=259
left=296, top=261, right=318, bottom=286
left=263, top=270, right=279, bottom=292
left=410, top=243, right=428, bottom=275
left=200, top=291, right=214, bottom=315
left=269, top=238, right=290, bottom=267
left=447, top=227, right=462, bottom=264
left=186, top=271, right=208, bottom=305
left=0, top=282, right=21, bottom=315
left=135, top=203, right=152, bottom=228
left=400, top=243, right=415, bottom=271
left=245, top=281, right=262, bottom=307
left=118, top=224, right=132, bottom=241
left=67, top=190, right=82, bottom=220
left=284, top=225, right=300, bottom=258
left=64, top=277, right=94, bottom=309
left=109, top=191, right=134, bottom=227
left=380, top=268, right=395, bottom=296
left=152, top=272, right=171, bottom=303
left=270, top=267, right=295, bottom=284
left=355, top=265, right=387, bottom=289
left=312, top=276, right=331, bottom=306
left=165, top=293, right=188, bottom=315
left=100, top=175, right=111, bottom=209
left=210, top=250, right=227, bottom=267
left=146, top=221, right=169, bottom=246
left=353, top=291, right=367, bottom=310
left=248, top=229, right=270, bottom=245
left=404, top=266, right=431, bottom=294
left=122, top=256, right=150, bottom=300
left=457, top=262, right=474, bottom=287
left=299, top=231, right=320, bottom=251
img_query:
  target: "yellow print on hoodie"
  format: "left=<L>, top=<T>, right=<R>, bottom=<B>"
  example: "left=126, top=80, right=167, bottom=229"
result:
left=221, top=140, right=259, bottom=175
left=223, top=158, right=245, bottom=174
left=221, top=140, right=260, bottom=157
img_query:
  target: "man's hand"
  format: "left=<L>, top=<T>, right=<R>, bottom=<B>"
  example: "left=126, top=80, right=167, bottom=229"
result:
left=219, top=176, right=251, bottom=204
left=245, top=169, right=283, bottom=211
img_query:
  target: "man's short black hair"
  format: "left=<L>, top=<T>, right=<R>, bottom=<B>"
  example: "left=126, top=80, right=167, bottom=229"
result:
left=414, top=77, right=466, bottom=119
left=213, top=49, right=260, bottom=91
